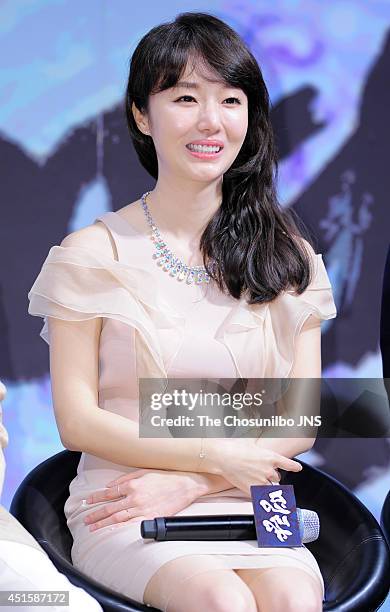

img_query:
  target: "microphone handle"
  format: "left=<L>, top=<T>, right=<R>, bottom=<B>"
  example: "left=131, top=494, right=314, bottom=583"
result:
left=142, top=515, right=262, bottom=541
left=141, top=511, right=311, bottom=542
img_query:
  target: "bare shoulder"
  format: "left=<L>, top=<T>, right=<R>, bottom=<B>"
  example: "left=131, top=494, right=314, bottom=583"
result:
left=115, top=198, right=146, bottom=230
left=60, top=222, right=117, bottom=260
left=60, top=199, right=145, bottom=259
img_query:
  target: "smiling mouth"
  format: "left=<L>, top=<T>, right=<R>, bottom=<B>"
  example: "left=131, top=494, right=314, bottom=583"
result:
left=186, top=144, right=223, bottom=156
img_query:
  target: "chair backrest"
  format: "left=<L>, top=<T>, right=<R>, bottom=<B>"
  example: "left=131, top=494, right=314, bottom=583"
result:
left=10, top=450, right=390, bottom=611
left=284, top=463, right=390, bottom=609
left=380, top=244, right=390, bottom=384
left=381, top=489, right=390, bottom=547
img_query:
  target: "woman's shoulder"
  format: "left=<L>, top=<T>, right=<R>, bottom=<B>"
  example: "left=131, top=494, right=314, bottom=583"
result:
left=59, top=199, right=142, bottom=261
left=60, top=223, right=116, bottom=261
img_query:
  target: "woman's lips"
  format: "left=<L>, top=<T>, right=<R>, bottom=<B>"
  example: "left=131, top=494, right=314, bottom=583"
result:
left=185, top=145, right=224, bottom=159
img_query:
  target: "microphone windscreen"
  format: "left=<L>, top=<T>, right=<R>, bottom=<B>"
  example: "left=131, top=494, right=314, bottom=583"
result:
left=297, top=508, right=320, bottom=543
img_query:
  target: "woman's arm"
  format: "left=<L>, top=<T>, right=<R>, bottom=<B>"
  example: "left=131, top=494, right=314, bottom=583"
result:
left=187, top=316, right=322, bottom=496
left=254, top=314, right=321, bottom=458
left=49, top=315, right=225, bottom=474
left=185, top=472, right=236, bottom=497
left=46, top=227, right=224, bottom=474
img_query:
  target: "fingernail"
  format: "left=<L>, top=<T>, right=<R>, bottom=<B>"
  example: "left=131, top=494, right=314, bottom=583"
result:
left=89, top=525, right=96, bottom=531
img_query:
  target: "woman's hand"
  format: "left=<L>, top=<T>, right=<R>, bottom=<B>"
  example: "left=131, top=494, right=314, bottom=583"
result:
left=205, top=438, right=302, bottom=497
left=83, top=469, right=199, bottom=531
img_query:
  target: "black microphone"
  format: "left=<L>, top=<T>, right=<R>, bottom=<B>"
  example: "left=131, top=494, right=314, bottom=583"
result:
left=141, top=509, right=319, bottom=543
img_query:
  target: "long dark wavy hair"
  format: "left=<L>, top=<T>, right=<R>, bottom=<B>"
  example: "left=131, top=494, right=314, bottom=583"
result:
left=125, top=11, right=314, bottom=304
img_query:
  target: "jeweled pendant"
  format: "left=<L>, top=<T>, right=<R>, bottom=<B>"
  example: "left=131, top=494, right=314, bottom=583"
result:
left=195, top=271, right=204, bottom=284
left=153, top=247, right=168, bottom=260
left=177, top=267, right=188, bottom=282
left=163, top=256, right=174, bottom=271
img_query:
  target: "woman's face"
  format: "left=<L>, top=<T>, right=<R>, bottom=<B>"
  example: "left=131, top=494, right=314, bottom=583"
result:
left=133, top=61, right=248, bottom=184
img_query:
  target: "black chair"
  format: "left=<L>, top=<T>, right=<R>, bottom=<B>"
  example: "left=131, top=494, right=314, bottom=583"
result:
left=10, top=450, right=390, bottom=612
left=381, top=489, right=390, bottom=548
left=380, top=244, right=390, bottom=398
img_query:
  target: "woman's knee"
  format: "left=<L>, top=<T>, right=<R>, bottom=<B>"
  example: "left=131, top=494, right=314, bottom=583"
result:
left=145, top=556, right=258, bottom=612
left=200, top=578, right=258, bottom=612
left=278, top=572, right=323, bottom=612
left=237, top=567, right=323, bottom=612
left=277, top=588, right=322, bottom=612
left=163, top=569, right=258, bottom=612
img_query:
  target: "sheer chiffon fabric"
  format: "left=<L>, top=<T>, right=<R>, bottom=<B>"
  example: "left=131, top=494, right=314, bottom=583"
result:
left=28, top=211, right=337, bottom=604
left=28, top=234, right=336, bottom=382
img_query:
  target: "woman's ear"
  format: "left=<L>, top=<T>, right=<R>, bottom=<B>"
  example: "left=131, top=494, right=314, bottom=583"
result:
left=132, top=102, right=151, bottom=136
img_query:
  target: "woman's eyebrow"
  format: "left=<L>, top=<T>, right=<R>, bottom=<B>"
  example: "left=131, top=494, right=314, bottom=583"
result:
left=173, top=80, right=238, bottom=90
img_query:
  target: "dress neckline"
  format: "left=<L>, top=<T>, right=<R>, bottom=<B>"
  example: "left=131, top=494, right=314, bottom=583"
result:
left=108, top=210, right=208, bottom=271
left=99, top=210, right=212, bottom=308
left=110, top=210, right=148, bottom=238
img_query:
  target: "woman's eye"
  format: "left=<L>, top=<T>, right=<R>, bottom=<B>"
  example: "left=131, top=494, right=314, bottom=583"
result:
left=175, top=96, right=241, bottom=104
left=176, top=95, right=195, bottom=102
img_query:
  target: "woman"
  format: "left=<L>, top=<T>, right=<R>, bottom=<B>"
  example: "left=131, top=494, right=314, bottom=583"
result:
left=28, top=11, right=336, bottom=612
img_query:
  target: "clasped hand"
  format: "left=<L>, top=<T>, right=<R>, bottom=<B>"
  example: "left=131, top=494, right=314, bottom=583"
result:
left=84, top=469, right=197, bottom=531
left=83, top=439, right=302, bottom=531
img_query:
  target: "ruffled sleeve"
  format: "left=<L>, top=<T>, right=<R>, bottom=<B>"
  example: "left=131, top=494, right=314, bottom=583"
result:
left=27, top=245, right=186, bottom=380
left=263, top=243, right=337, bottom=377
left=193, top=241, right=337, bottom=380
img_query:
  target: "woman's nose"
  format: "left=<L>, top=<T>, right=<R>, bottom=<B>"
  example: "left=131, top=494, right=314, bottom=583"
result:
left=196, top=104, right=222, bottom=131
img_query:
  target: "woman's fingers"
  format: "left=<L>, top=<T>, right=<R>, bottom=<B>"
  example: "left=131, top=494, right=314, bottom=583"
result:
left=87, top=509, right=150, bottom=531
left=0, top=381, right=6, bottom=401
left=86, top=485, right=126, bottom=504
left=127, top=515, right=148, bottom=524
left=275, top=455, right=302, bottom=472
left=84, top=498, right=130, bottom=524
left=87, top=508, right=139, bottom=531
left=0, top=423, right=8, bottom=450
left=106, top=470, right=147, bottom=486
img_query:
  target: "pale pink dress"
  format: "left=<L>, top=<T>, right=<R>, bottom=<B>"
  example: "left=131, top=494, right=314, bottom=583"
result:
left=27, top=210, right=337, bottom=606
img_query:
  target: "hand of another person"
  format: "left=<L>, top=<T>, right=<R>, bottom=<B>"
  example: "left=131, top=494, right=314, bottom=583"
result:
left=0, top=381, right=9, bottom=450
left=84, top=469, right=200, bottom=531
left=0, top=380, right=8, bottom=498
left=205, top=438, right=302, bottom=497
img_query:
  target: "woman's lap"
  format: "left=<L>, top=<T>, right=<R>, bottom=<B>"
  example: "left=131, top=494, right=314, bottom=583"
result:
left=236, top=567, right=324, bottom=611
left=143, top=555, right=255, bottom=611
left=143, top=554, right=324, bottom=611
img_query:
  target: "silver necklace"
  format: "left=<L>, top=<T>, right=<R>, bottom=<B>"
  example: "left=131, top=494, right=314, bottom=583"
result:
left=140, top=190, right=216, bottom=285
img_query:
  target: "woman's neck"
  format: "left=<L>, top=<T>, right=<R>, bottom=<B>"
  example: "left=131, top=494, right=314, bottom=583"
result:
left=146, top=181, right=222, bottom=243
